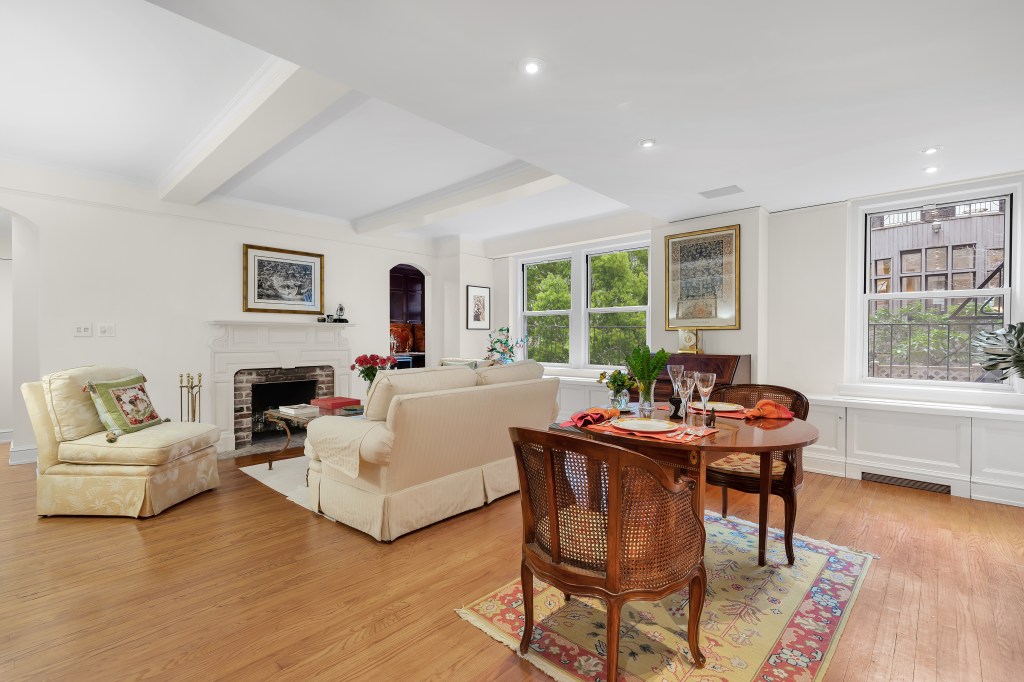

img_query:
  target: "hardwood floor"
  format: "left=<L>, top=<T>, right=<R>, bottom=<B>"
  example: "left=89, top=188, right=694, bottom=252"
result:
left=2, top=458, right=1023, bottom=681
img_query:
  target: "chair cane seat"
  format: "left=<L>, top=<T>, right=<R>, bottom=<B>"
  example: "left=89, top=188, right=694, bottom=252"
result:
left=708, top=452, right=787, bottom=478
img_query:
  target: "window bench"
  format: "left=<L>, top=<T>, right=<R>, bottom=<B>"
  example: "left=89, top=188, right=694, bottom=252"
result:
left=804, top=395, right=1024, bottom=507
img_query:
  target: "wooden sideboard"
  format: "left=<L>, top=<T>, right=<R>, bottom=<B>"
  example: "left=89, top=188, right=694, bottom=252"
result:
left=630, top=353, right=751, bottom=402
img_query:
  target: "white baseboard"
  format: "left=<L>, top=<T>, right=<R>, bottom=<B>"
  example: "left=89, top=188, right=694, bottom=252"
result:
left=846, top=460, right=971, bottom=498
left=9, top=446, right=38, bottom=465
left=970, top=479, right=1024, bottom=508
left=0, top=428, right=12, bottom=444
left=803, top=452, right=846, bottom=477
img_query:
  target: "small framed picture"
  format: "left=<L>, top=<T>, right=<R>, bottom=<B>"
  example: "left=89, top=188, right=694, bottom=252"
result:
left=466, top=285, right=491, bottom=329
left=243, top=244, right=324, bottom=315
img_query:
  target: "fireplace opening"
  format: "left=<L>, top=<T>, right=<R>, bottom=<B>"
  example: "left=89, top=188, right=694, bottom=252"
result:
left=251, top=379, right=317, bottom=441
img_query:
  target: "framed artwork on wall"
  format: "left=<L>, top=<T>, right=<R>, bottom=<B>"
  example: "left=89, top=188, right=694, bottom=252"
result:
left=243, top=244, right=324, bottom=314
left=466, top=285, right=491, bottom=329
left=664, top=224, right=740, bottom=330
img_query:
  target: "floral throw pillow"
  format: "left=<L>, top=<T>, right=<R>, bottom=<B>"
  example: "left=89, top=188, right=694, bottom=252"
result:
left=86, top=374, right=167, bottom=440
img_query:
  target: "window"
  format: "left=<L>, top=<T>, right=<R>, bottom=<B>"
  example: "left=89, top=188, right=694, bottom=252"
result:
left=865, top=195, right=1010, bottom=383
left=519, top=241, right=650, bottom=368
left=522, top=259, right=571, bottom=363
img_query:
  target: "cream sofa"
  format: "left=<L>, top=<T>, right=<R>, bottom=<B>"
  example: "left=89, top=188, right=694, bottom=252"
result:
left=21, top=366, right=220, bottom=517
left=304, top=360, right=559, bottom=541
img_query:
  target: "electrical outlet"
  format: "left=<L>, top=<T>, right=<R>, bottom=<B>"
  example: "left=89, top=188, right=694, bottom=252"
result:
left=97, top=323, right=116, bottom=337
left=74, top=323, right=93, bottom=337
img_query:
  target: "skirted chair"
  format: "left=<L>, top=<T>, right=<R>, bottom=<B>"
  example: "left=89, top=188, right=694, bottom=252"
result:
left=509, top=427, right=707, bottom=673
left=21, top=365, right=220, bottom=517
left=706, top=383, right=810, bottom=565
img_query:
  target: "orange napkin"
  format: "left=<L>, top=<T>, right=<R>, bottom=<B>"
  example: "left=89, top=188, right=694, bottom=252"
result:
left=743, top=399, right=794, bottom=420
left=568, top=407, right=620, bottom=427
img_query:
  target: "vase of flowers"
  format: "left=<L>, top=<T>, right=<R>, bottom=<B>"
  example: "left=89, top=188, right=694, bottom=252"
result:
left=351, top=353, right=397, bottom=388
left=624, top=344, right=670, bottom=418
left=598, top=369, right=634, bottom=410
left=486, top=327, right=528, bottom=364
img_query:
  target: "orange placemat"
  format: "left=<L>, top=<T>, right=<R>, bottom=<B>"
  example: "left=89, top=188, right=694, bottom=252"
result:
left=585, top=421, right=718, bottom=444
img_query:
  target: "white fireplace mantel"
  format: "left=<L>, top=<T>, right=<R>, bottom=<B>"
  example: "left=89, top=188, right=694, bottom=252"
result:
left=209, top=320, right=353, bottom=453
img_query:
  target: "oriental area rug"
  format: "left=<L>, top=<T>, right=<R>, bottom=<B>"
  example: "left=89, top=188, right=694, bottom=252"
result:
left=458, top=514, right=872, bottom=682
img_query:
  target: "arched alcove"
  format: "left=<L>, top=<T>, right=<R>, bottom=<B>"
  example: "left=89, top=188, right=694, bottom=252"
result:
left=389, top=263, right=426, bottom=368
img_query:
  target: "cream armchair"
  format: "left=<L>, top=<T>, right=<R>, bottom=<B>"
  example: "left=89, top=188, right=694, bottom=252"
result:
left=21, top=365, right=220, bottom=517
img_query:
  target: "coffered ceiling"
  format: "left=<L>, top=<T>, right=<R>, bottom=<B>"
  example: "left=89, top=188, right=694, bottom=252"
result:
left=3, top=0, right=1023, bottom=247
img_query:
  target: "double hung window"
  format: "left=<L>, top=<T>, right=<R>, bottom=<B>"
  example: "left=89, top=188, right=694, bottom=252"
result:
left=865, top=195, right=1010, bottom=383
left=519, top=242, right=649, bottom=368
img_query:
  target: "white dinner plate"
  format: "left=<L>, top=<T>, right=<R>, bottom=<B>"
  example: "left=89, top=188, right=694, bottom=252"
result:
left=688, top=401, right=745, bottom=412
left=608, top=418, right=679, bottom=434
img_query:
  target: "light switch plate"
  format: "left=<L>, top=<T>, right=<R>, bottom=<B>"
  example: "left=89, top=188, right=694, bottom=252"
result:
left=97, top=323, right=116, bottom=337
left=74, top=323, right=93, bottom=337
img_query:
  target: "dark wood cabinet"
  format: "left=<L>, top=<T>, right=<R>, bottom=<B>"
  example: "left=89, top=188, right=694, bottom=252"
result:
left=390, top=265, right=424, bottom=324
left=630, top=354, right=751, bottom=402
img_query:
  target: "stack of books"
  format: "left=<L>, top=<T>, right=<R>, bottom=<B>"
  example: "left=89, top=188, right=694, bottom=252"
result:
left=277, top=404, right=321, bottom=418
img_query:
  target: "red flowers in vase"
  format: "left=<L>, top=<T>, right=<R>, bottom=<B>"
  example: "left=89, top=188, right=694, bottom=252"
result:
left=351, top=353, right=397, bottom=386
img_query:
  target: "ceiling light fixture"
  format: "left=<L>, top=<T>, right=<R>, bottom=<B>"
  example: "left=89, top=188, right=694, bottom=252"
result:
left=638, top=138, right=656, bottom=149
left=519, top=58, right=544, bottom=75
left=921, top=146, right=943, bottom=155
left=924, top=166, right=940, bottom=174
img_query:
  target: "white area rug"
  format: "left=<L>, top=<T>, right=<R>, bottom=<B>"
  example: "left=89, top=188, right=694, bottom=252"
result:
left=239, top=456, right=312, bottom=510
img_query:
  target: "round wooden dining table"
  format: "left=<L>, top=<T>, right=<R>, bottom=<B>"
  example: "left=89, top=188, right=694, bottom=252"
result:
left=571, top=409, right=819, bottom=566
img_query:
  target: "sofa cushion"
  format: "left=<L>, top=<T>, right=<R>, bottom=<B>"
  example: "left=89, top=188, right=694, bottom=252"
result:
left=364, top=365, right=477, bottom=421
left=42, top=365, right=140, bottom=441
left=57, top=421, right=219, bottom=466
left=86, top=374, right=165, bottom=437
left=475, top=359, right=544, bottom=386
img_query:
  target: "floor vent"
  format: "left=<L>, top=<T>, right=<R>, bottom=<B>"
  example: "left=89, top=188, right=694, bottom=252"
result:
left=861, top=472, right=951, bottom=494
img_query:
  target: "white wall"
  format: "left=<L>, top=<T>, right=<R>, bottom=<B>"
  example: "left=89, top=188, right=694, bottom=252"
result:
left=651, top=207, right=768, bottom=380
left=0, top=161, right=458, bottom=453
left=0, top=214, right=12, bottom=441
left=458, top=248, right=496, bottom=358
left=11, top=214, right=41, bottom=458
left=765, top=202, right=848, bottom=395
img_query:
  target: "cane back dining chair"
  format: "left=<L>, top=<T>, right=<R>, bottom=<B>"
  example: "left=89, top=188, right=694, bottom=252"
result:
left=705, top=384, right=810, bottom=565
left=509, top=427, right=708, bottom=673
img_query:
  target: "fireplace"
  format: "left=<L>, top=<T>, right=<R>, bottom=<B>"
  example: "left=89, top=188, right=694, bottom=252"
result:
left=209, top=320, right=353, bottom=453
left=233, top=366, right=333, bottom=449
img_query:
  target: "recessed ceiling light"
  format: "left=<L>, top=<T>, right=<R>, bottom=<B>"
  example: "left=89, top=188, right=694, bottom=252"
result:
left=921, top=146, right=943, bottom=155
left=924, top=166, right=940, bottom=174
left=519, top=58, right=544, bottom=75
left=638, top=138, right=656, bottom=149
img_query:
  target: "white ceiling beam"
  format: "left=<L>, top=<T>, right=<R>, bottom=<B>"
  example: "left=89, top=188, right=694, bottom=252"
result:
left=159, top=58, right=350, bottom=205
left=353, top=162, right=570, bottom=235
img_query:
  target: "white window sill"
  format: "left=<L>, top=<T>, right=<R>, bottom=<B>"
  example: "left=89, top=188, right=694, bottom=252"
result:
left=811, top=382, right=1024, bottom=420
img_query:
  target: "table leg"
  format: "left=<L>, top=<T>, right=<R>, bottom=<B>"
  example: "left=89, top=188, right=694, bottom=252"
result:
left=759, top=453, right=770, bottom=566
left=268, top=419, right=292, bottom=471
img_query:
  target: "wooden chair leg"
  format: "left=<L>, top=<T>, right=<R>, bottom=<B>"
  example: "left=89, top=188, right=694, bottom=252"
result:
left=605, top=597, right=622, bottom=681
left=520, top=561, right=534, bottom=655
left=783, top=491, right=798, bottom=566
left=563, top=592, right=571, bottom=604
left=721, top=486, right=729, bottom=518
left=688, top=566, right=707, bottom=669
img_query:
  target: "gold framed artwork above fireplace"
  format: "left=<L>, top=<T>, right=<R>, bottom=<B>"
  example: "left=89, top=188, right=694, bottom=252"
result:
left=243, top=244, right=325, bottom=315
left=664, top=224, right=740, bottom=331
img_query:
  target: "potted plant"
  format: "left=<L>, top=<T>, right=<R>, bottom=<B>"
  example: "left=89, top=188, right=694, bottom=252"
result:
left=598, top=369, right=635, bottom=410
left=486, top=327, right=528, bottom=364
left=624, top=345, right=671, bottom=417
left=973, top=323, right=1024, bottom=391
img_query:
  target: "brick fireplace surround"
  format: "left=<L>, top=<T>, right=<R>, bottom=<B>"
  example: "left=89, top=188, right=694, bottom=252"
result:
left=233, top=366, right=334, bottom=449
left=210, top=321, right=352, bottom=453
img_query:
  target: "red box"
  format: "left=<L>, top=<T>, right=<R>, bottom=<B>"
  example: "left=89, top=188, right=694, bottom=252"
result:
left=311, top=396, right=361, bottom=415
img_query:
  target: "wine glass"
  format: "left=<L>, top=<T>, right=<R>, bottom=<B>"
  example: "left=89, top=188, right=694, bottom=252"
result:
left=695, top=372, right=716, bottom=436
left=682, top=371, right=698, bottom=428
left=667, top=365, right=685, bottom=401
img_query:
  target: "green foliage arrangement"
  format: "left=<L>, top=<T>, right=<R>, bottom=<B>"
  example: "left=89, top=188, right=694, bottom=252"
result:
left=624, top=345, right=670, bottom=384
left=597, top=369, right=635, bottom=393
left=486, top=327, right=528, bottom=364
left=973, top=323, right=1024, bottom=380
